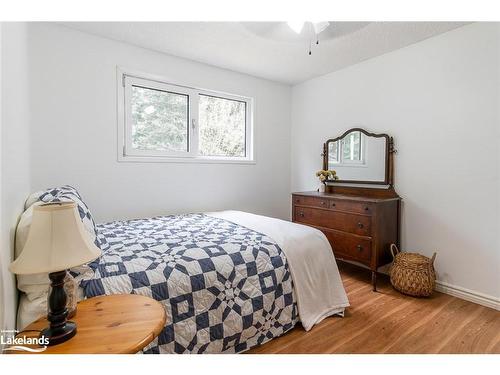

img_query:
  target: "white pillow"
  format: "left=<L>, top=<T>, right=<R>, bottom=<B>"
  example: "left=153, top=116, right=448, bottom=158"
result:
left=17, top=285, right=86, bottom=330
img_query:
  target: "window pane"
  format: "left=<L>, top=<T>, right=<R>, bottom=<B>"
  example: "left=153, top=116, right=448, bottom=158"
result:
left=342, top=131, right=362, bottom=161
left=198, top=95, right=246, bottom=157
left=328, top=141, right=339, bottom=166
left=131, top=86, right=189, bottom=152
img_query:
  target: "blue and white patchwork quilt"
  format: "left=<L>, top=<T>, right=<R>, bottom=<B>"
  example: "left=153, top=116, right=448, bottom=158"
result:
left=82, top=213, right=298, bottom=354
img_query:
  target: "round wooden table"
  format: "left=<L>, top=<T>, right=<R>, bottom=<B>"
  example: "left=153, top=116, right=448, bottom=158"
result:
left=12, top=294, right=166, bottom=354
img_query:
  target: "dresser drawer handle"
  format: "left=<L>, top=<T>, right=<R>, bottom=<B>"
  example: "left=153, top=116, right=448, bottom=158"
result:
left=295, top=199, right=300, bottom=203
left=299, top=211, right=305, bottom=217
left=357, top=222, right=364, bottom=229
left=357, top=245, right=363, bottom=252
left=364, top=207, right=369, bottom=211
left=320, top=201, right=325, bottom=205
left=331, top=203, right=336, bottom=207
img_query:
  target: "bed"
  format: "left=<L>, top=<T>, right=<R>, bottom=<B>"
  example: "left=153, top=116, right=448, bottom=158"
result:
left=15, top=186, right=349, bottom=354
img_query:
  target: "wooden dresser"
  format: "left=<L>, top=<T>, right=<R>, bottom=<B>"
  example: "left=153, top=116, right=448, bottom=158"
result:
left=292, top=189, right=400, bottom=291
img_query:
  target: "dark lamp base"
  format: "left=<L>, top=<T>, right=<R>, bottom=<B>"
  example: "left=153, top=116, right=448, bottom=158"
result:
left=41, top=321, right=77, bottom=346
left=43, top=270, right=78, bottom=346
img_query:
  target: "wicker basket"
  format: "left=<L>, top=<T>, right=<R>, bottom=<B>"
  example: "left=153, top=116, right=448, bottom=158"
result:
left=389, top=244, right=437, bottom=297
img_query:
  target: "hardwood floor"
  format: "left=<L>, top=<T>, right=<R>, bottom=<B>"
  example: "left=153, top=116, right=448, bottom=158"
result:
left=248, top=262, right=500, bottom=354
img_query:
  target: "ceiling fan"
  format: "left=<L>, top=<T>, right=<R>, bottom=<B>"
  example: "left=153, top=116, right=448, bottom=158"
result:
left=287, top=21, right=330, bottom=55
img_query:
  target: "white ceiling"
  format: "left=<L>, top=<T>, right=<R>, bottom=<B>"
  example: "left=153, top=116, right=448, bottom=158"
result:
left=62, top=22, right=468, bottom=85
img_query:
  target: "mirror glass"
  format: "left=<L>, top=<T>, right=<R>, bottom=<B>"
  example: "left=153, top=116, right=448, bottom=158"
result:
left=325, top=129, right=388, bottom=184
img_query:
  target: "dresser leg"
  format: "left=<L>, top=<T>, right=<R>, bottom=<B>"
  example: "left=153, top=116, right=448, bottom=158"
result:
left=371, top=271, right=377, bottom=292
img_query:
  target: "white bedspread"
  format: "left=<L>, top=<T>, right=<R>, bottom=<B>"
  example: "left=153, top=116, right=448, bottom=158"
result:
left=206, top=211, right=349, bottom=331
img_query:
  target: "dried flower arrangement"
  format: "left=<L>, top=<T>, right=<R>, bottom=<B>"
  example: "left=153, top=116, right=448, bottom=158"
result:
left=315, top=169, right=339, bottom=183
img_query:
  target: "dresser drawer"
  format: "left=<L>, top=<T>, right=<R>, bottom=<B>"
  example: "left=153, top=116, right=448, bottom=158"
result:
left=330, top=199, right=373, bottom=215
left=323, top=229, right=372, bottom=263
left=294, top=206, right=371, bottom=236
left=293, top=195, right=329, bottom=208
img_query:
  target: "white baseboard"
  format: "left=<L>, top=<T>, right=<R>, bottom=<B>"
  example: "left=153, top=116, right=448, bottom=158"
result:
left=344, top=261, right=500, bottom=310
left=435, top=280, right=500, bottom=311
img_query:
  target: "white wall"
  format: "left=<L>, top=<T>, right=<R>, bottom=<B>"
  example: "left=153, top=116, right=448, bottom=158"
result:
left=28, top=23, right=292, bottom=223
left=0, top=23, right=32, bottom=331
left=291, top=23, right=500, bottom=300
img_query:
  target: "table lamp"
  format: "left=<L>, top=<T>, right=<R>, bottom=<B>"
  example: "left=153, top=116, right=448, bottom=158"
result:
left=9, top=201, right=101, bottom=346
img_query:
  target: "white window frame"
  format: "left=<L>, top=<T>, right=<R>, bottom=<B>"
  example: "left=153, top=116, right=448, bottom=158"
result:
left=341, top=131, right=365, bottom=165
left=328, top=131, right=366, bottom=167
left=117, top=68, right=255, bottom=164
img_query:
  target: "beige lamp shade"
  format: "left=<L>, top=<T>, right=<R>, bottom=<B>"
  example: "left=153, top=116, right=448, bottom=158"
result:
left=9, top=201, right=101, bottom=275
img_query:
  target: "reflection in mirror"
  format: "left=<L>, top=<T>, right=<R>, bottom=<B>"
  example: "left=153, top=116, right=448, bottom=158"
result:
left=328, top=131, right=363, bottom=166
left=325, top=130, right=388, bottom=183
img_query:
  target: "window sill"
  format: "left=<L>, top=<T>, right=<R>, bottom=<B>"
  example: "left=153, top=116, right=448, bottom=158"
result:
left=329, top=163, right=368, bottom=168
left=118, top=155, right=256, bottom=165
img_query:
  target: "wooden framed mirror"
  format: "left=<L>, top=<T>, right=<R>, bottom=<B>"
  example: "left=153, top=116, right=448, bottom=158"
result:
left=322, top=127, right=395, bottom=186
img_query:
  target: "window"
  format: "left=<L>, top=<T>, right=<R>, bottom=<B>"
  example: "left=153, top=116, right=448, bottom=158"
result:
left=119, top=70, right=253, bottom=163
left=198, top=95, right=246, bottom=158
left=328, top=141, right=339, bottom=163
left=328, top=131, right=365, bottom=167
left=342, top=131, right=363, bottom=163
left=131, top=85, right=189, bottom=153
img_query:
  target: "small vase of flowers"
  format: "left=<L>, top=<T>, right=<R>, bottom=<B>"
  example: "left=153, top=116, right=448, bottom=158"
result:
left=316, top=170, right=339, bottom=192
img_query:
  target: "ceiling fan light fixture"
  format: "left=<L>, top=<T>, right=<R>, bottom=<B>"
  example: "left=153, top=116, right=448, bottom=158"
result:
left=287, top=21, right=305, bottom=34
left=285, top=21, right=331, bottom=55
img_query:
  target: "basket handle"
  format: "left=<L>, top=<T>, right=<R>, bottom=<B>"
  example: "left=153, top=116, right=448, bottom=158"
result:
left=390, top=244, right=400, bottom=259
left=428, top=252, right=437, bottom=276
